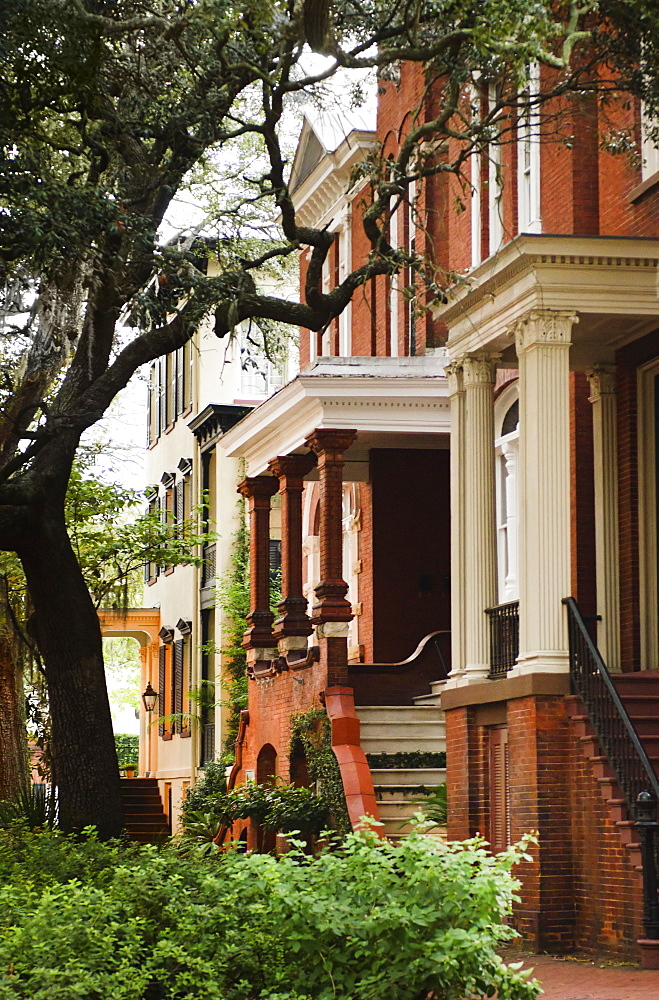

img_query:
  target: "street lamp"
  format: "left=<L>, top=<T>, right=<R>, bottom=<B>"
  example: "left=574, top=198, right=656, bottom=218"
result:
left=142, top=682, right=158, bottom=712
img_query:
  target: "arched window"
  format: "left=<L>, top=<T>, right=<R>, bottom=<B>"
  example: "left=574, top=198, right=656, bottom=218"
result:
left=495, top=384, right=519, bottom=603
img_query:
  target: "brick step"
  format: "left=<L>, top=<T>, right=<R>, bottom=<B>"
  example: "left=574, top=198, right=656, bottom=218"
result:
left=370, top=767, right=445, bottom=786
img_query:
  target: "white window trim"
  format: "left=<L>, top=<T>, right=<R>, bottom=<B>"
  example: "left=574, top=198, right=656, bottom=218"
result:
left=517, top=64, right=542, bottom=234
left=337, top=212, right=352, bottom=357
left=641, top=103, right=659, bottom=182
left=389, top=192, right=400, bottom=356
left=638, top=358, right=659, bottom=669
left=494, top=382, right=519, bottom=604
left=488, top=83, right=504, bottom=255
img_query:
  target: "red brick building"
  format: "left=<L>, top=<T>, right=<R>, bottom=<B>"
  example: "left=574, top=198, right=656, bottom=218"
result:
left=221, top=61, right=659, bottom=963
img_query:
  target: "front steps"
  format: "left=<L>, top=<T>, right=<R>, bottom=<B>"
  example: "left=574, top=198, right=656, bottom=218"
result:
left=356, top=704, right=446, bottom=840
left=120, top=778, right=170, bottom=844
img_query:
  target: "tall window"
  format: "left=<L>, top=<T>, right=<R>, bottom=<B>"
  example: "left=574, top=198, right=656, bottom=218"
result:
left=337, top=221, right=352, bottom=357
left=495, top=389, right=519, bottom=603
left=641, top=103, right=659, bottom=181
left=517, top=64, right=542, bottom=234
left=488, top=83, right=504, bottom=255
left=389, top=182, right=400, bottom=356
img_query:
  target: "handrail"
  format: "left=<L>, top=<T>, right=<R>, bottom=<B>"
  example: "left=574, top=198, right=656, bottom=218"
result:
left=348, top=630, right=451, bottom=706
left=349, top=630, right=451, bottom=673
left=563, top=596, right=659, bottom=808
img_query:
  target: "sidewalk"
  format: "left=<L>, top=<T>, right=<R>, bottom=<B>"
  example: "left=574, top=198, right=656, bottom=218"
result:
left=513, top=953, right=659, bottom=1000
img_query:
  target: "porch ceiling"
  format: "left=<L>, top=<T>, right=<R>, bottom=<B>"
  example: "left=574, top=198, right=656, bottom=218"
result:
left=220, top=355, right=451, bottom=477
left=436, top=234, right=659, bottom=368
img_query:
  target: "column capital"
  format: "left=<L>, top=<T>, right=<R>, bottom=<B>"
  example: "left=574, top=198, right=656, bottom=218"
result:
left=586, top=365, right=617, bottom=403
left=462, top=354, right=498, bottom=387
left=305, top=428, right=357, bottom=458
left=514, top=310, right=578, bottom=355
left=237, top=475, right=279, bottom=501
left=268, top=452, right=316, bottom=484
left=444, top=360, right=464, bottom=396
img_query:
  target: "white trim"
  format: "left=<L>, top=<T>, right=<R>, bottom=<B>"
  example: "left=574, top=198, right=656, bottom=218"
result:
left=641, top=103, right=659, bottom=182
left=638, top=358, right=659, bottom=669
left=488, top=84, right=504, bottom=255
left=517, top=64, right=542, bottom=234
left=471, top=149, right=482, bottom=268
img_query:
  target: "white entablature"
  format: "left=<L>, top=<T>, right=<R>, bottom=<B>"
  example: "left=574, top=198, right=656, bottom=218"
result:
left=435, top=233, right=659, bottom=367
left=220, top=355, right=451, bottom=477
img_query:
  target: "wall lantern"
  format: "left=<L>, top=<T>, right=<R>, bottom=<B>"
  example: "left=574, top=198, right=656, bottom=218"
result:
left=142, top=682, right=158, bottom=713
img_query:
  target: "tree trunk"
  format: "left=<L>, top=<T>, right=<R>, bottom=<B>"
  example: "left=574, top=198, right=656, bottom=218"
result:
left=0, top=590, right=28, bottom=800
left=20, top=514, right=124, bottom=838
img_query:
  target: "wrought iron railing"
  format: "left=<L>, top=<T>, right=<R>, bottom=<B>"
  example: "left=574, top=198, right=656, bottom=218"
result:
left=485, top=601, right=519, bottom=678
left=563, top=596, right=659, bottom=940
left=201, top=723, right=215, bottom=766
left=202, top=543, right=216, bottom=587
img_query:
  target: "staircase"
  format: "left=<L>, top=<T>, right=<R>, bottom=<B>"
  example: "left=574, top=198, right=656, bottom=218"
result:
left=120, top=778, right=170, bottom=844
left=356, top=704, right=446, bottom=840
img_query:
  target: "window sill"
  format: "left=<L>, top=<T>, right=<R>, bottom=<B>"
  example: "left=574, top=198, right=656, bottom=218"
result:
left=147, top=576, right=157, bottom=587
left=161, top=733, right=173, bottom=742
left=628, top=170, right=659, bottom=203
left=164, top=567, right=174, bottom=577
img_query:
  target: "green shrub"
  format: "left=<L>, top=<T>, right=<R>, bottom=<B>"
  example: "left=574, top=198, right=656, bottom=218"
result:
left=180, top=759, right=227, bottom=819
left=181, top=780, right=329, bottom=837
left=114, top=734, right=139, bottom=770
left=0, top=824, right=540, bottom=1000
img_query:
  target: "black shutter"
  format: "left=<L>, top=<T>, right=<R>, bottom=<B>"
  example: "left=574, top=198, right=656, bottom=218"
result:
left=173, top=640, right=184, bottom=734
left=175, top=480, right=184, bottom=537
left=176, top=347, right=185, bottom=416
left=158, top=646, right=166, bottom=737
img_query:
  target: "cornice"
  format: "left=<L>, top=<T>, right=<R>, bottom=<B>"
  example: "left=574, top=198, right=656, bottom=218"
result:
left=188, top=402, right=253, bottom=450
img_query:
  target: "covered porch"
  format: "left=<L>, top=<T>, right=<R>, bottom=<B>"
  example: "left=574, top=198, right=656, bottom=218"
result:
left=221, top=355, right=451, bottom=835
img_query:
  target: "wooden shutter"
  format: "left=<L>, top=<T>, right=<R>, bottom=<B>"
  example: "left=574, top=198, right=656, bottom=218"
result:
left=181, top=637, right=192, bottom=738
left=158, top=356, right=167, bottom=434
left=175, top=480, right=184, bottom=537
left=158, top=646, right=166, bottom=737
left=173, top=640, right=184, bottom=734
left=489, top=726, right=510, bottom=853
left=176, top=347, right=185, bottom=416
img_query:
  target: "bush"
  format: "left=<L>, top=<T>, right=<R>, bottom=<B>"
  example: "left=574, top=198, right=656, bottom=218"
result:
left=114, top=734, right=139, bottom=770
left=181, top=780, right=329, bottom=838
left=0, top=823, right=540, bottom=1000
left=180, top=759, right=227, bottom=819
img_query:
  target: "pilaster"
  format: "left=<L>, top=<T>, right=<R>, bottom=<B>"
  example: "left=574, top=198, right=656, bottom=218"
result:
left=587, top=366, right=620, bottom=670
left=515, top=310, right=576, bottom=674
left=463, top=354, right=498, bottom=680
left=446, top=361, right=467, bottom=677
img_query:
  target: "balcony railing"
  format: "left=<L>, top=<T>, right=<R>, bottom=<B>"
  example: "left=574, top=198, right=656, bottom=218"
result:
left=201, top=723, right=215, bottom=766
left=485, top=601, right=519, bottom=678
left=202, top=542, right=216, bottom=588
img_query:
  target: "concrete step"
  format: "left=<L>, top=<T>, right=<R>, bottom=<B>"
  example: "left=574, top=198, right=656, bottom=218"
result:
left=357, top=705, right=443, bottom=723
left=359, top=720, right=445, bottom=741
left=371, top=767, right=446, bottom=788
left=361, top=736, right=444, bottom=753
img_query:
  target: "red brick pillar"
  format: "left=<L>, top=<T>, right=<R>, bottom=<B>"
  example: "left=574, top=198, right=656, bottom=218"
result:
left=238, top=476, right=279, bottom=660
left=268, top=453, right=316, bottom=648
left=305, top=428, right=357, bottom=686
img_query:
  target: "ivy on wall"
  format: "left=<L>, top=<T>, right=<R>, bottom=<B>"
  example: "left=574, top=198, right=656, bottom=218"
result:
left=366, top=750, right=446, bottom=770
left=289, top=709, right=351, bottom=835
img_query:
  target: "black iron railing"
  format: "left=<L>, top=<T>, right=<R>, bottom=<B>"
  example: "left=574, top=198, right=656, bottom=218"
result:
left=485, top=601, right=519, bottom=678
left=564, top=596, right=659, bottom=940
left=201, top=723, right=215, bottom=766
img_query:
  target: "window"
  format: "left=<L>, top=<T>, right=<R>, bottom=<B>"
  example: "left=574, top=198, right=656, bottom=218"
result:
left=389, top=180, right=400, bottom=356
left=641, top=103, right=659, bottom=181
left=488, top=83, right=504, bottom=255
left=406, top=194, right=417, bottom=355
left=146, top=341, right=194, bottom=444
left=494, top=388, right=519, bottom=603
left=337, top=221, right=352, bottom=357
left=517, top=64, right=542, bottom=234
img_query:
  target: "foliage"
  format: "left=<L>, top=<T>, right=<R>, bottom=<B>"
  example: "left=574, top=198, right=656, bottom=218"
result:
left=114, top=735, right=139, bottom=771
left=214, top=499, right=250, bottom=766
left=181, top=779, right=329, bottom=837
left=180, top=759, right=227, bottom=819
left=0, top=787, right=57, bottom=832
left=0, top=824, right=540, bottom=1000
left=415, top=783, right=448, bottom=827
left=289, top=709, right=351, bottom=834
left=366, top=750, right=446, bottom=770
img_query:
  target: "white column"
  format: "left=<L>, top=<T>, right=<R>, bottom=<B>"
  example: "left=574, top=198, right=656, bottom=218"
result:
left=515, top=310, right=576, bottom=674
left=463, top=355, right=498, bottom=679
left=587, top=366, right=620, bottom=670
left=446, top=361, right=467, bottom=678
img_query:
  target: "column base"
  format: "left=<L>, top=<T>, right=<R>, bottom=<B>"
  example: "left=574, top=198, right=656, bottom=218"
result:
left=510, top=651, right=570, bottom=676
